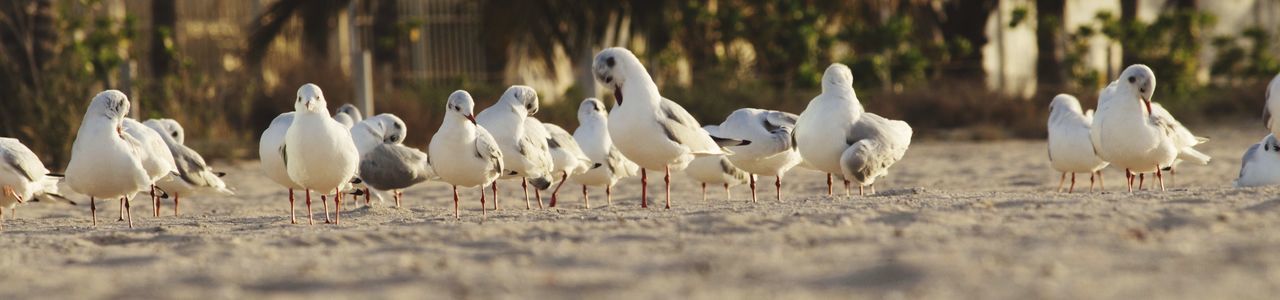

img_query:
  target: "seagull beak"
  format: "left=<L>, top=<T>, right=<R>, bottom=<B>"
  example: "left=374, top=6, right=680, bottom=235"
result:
left=613, top=85, right=623, bottom=105
left=1141, top=95, right=1152, bottom=116
left=466, top=114, right=477, bottom=125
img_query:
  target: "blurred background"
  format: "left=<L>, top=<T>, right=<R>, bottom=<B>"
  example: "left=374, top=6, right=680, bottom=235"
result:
left=2, top=0, right=1278, bottom=168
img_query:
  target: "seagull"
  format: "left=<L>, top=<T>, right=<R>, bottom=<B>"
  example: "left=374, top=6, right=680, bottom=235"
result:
left=543, top=123, right=597, bottom=208
left=476, top=85, right=554, bottom=209
left=1263, top=74, right=1280, bottom=137
left=355, top=113, right=433, bottom=208
left=709, top=109, right=803, bottom=202
left=0, top=138, right=69, bottom=229
left=1047, top=94, right=1109, bottom=193
left=429, top=90, right=503, bottom=219
left=259, top=112, right=305, bottom=223
left=122, top=118, right=177, bottom=219
left=839, top=112, right=913, bottom=195
left=569, top=98, right=639, bottom=208
left=1149, top=102, right=1210, bottom=186
left=1235, top=134, right=1280, bottom=187
left=284, top=83, right=361, bottom=225
left=65, top=90, right=152, bottom=227
left=1091, top=64, right=1209, bottom=192
left=684, top=126, right=752, bottom=202
left=593, top=47, right=740, bottom=209
left=796, top=63, right=866, bottom=196
left=333, top=103, right=363, bottom=129
left=144, top=119, right=235, bottom=215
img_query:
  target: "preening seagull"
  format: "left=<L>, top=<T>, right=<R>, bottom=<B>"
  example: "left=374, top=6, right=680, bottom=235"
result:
left=334, top=103, right=363, bottom=129
left=476, top=85, right=554, bottom=209
left=796, top=63, right=866, bottom=196
left=838, top=112, right=912, bottom=195
left=593, top=47, right=740, bottom=209
left=65, top=90, right=152, bottom=227
left=284, top=83, right=361, bottom=225
left=122, top=117, right=177, bottom=220
left=1235, top=134, right=1280, bottom=187
left=145, top=119, right=235, bottom=216
left=0, top=138, right=68, bottom=229
left=569, top=98, right=640, bottom=208
left=428, top=90, right=504, bottom=219
left=1047, top=94, right=1109, bottom=193
left=355, top=113, right=434, bottom=208
left=710, top=108, right=803, bottom=202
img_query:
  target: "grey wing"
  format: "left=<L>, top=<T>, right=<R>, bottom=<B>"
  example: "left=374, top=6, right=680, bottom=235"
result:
left=279, top=144, right=289, bottom=168
left=718, top=156, right=750, bottom=183
left=360, top=145, right=430, bottom=190
left=1240, top=143, right=1262, bottom=179
left=657, top=98, right=717, bottom=151
left=476, top=127, right=504, bottom=173
left=172, top=145, right=214, bottom=187
left=1, top=142, right=47, bottom=182
left=762, top=111, right=800, bottom=154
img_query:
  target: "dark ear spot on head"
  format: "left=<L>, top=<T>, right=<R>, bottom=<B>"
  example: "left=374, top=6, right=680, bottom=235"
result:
left=1128, top=76, right=1136, bottom=83
left=393, top=122, right=402, bottom=129
left=606, top=56, right=615, bottom=67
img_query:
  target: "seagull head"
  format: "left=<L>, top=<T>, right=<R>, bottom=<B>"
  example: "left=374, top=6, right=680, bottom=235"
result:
left=144, top=118, right=185, bottom=145
left=500, top=85, right=539, bottom=116
left=336, top=103, right=363, bottom=122
left=1119, top=64, right=1156, bottom=115
left=578, top=98, right=606, bottom=120
left=821, top=63, right=855, bottom=93
left=447, top=90, right=477, bottom=125
left=89, top=90, right=130, bottom=120
left=373, top=113, right=407, bottom=144
left=1048, top=94, right=1083, bottom=116
left=593, top=47, right=638, bottom=105
left=295, top=83, right=328, bottom=114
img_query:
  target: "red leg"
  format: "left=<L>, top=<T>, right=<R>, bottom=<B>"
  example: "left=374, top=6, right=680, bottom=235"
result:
left=724, top=183, right=730, bottom=200
left=1057, top=172, right=1067, bottom=192
left=701, top=183, right=707, bottom=202
left=606, top=185, right=613, bottom=206
left=535, top=188, right=544, bottom=209
left=583, top=185, right=590, bottom=209
left=775, top=176, right=783, bottom=202
left=750, top=175, right=758, bottom=203
left=289, top=189, right=297, bottom=224
left=306, top=189, right=314, bottom=225
left=491, top=183, right=499, bottom=210
left=640, top=168, right=648, bottom=208
left=550, top=172, right=567, bottom=207
left=522, top=179, right=530, bottom=209
left=1069, top=173, right=1076, bottom=193
left=118, top=198, right=125, bottom=221
left=452, top=185, right=460, bottom=220
left=394, top=190, right=402, bottom=208
left=664, top=165, right=671, bottom=209
left=1138, top=173, right=1145, bottom=190
left=321, top=194, right=331, bottom=224
left=364, top=187, right=370, bottom=205
left=826, top=174, right=833, bottom=196
left=1089, top=172, right=1096, bottom=192
left=90, top=197, right=97, bottom=226
left=479, top=186, right=487, bottom=218
left=152, top=185, right=159, bottom=217
left=173, top=193, right=180, bottom=216
left=1155, top=165, right=1165, bottom=191
left=859, top=184, right=864, bottom=196
left=334, top=190, right=342, bottom=225
left=1125, top=169, right=1134, bottom=192
left=124, top=197, right=133, bottom=228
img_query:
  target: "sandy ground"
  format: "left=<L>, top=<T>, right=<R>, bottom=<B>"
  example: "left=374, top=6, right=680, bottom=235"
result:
left=3, top=124, right=1280, bottom=299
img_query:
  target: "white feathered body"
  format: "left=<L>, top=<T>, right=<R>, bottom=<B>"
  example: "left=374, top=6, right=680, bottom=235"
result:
left=1235, top=134, right=1280, bottom=187
left=796, top=90, right=863, bottom=176
left=123, top=118, right=177, bottom=183
left=571, top=108, right=638, bottom=187
left=715, top=109, right=803, bottom=178
left=0, top=138, right=59, bottom=208
left=259, top=112, right=302, bottom=189
left=65, top=117, right=151, bottom=199
left=429, top=115, right=502, bottom=188
left=1090, top=84, right=1176, bottom=173
left=285, top=112, right=360, bottom=192
left=1047, top=96, right=1109, bottom=173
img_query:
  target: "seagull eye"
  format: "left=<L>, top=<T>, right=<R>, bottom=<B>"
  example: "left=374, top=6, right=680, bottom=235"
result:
left=605, top=56, right=615, bottom=67
left=1127, top=76, right=1136, bottom=83
left=172, top=132, right=179, bottom=138
left=604, top=76, right=613, bottom=84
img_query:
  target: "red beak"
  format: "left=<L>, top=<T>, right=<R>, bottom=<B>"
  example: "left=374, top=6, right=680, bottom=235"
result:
left=466, top=114, right=477, bottom=124
left=1142, top=96, right=1152, bottom=116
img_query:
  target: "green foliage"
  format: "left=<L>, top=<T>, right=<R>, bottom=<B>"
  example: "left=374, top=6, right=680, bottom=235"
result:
left=839, top=15, right=945, bottom=92
left=1094, top=9, right=1215, bottom=103
left=1210, top=26, right=1280, bottom=80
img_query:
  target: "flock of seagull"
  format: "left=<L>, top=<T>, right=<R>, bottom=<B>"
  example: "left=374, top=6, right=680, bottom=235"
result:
left=2, top=47, right=1279, bottom=229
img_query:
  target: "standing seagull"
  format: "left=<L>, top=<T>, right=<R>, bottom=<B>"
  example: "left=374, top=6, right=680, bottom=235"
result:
left=684, top=127, right=751, bottom=202
left=0, top=138, right=67, bottom=229
left=1047, top=94, right=1109, bottom=192
left=710, top=109, right=803, bottom=202
left=476, top=86, right=554, bottom=209
left=1091, top=64, right=1209, bottom=192
left=429, top=90, right=503, bottom=219
left=1235, top=134, right=1280, bottom=187
left=145, top=119, right=235, bottom=215
left=122, top=118, right=177, bottom=219
left=593, top=47, right=737, bottom=209
left=284, top=83, right=361, bottom=225
left=569, top=98, right=639, bottom=208
left=357, top=114, right=434, bottom=208
left=543, top=123, right=596, bottom=207
left=349, top=113, right=407, bottom=205
left=259, top=112, right=305, bottom=223
left=796, top=63, right=865, bottom=196
left=333, top=104, right=363, bottom=129
left=65, top=90, right=152, bottom=227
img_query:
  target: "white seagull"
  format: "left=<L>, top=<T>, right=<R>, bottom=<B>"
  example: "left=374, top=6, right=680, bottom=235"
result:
left=1235, top=134, right=1280, bottom=187
left=65, top=90, right=152, bottom=227
left=710, top=108, right=803, bottom=202
left=1091, top=64, right=1209, bottom=192
left=838, top=112, right=912, bottom=195
left=356, top=113, right=434, bottom=208
left=476, top=85, right=554, bottom=209
left=333, top=103, right=363, bottom=129
left=429, top=90, right=504, bottom=219
left=569, top=98, right=639, bottom=208
left=796, top=63, right=866, bottom=196
left=1149, top=102, right=1210, bottom=185
left=1047, top=94, right=1109, bottom=192
left=684, top=126, right=752, bottom=202
left=543, top=122, right=596, bottom=208
left=0, top=138, right=68, bottom=229
left=284, top=83, right=361, bottom=225
left=259, top=112, right=305, bottom=223
left=593, top=47, right=739, bottom=209
left=145, top=119, right=235, bottom=215
left=351, top=113, right=407, bottom=158
left=122, top=118, right=177, bottom=219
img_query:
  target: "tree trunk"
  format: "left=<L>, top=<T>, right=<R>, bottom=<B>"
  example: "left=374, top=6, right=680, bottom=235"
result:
left=933, top=0, right=998, bottom=82
left=149, top=0, right=176, bottom=78
left=1035, top=0, right=1065, bottom=89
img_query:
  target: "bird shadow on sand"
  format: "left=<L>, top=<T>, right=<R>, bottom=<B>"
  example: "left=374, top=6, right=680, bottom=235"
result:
left=1243, top=198, right=1280, bottom=213
left=811, top=261, right=925, bottom=291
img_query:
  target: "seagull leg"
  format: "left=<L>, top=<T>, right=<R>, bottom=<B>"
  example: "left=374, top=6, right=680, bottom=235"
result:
left=844, top=180, right=851, bottom=197
left=452, top=185, right=460, bottom=220
left=173, top=193, right=180, bottom=216
left=334, top=189, right=342, bottom=225
left=536, top=188, right=544, bottom=209
left=394, top=190, right=402, bottom=208
left=151, top=185, right=159, bottom=217
left=479, top=186, right=486, bottom=219
left=491, top=183, right=499, bottom=210
left=305, top=189, right=314, bottom=225
left=1069, top=173, right=1076, bottom=193
left=776, top=176, right=783, bottom=202
left=1125, top=169, right=1134, bottom=192
left=1155, top=164, right=1165, bottom=191
left=1057, top=172, right=1066, bottom=192
left=859, top=185, right=864, bottom=196
left=1089, top=172, right=1096, bottom=192
left=1097, top=171, right=1104, bottom=192
left=640, top=168, right=648, bottom=208
left=90, top=197, right=97, bottom=226
left=118, top=198, right=125, bottom=221
left=321, top=194, right=331, bottom=224
left=583, top=185, right=590, bottom=209
left=749, top=175, right=758, bottom=203
left=124, top=197, right=133, bottom=229
left=522, top=179, right=530, bottom=209
left=1138, top=173, right=1145, bottom=190
left=364, top=187, right=370, bottom=206
left=289, top=189, right=297, bottom=224
left=724, top=183, right=730, bottom=200
left=0, top=207, right=4, bottom=230
left=701, top=183, right=707, bottom=202
left=606, top=185, right=613, bottom=207
left=664, top=165, right=672, bottom=209
left=827, top=174, right=833, bottom=196
left=550, top=172, right=567, bottom=208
